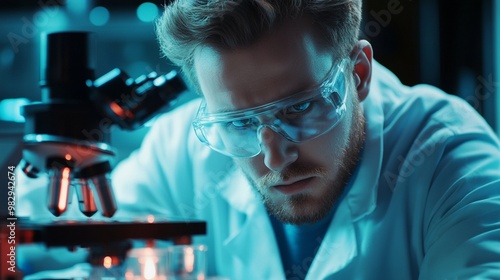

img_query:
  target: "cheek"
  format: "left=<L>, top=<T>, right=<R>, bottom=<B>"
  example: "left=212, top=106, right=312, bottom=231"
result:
left=304, top=90, right=357, bottom=158
left=304, top=120, right=350, bottom=160
left=234, top=157, right=265, bottom=177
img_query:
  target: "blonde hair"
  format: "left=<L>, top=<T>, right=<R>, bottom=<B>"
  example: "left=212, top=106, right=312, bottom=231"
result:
left=156, top=0, right=362, bottom=93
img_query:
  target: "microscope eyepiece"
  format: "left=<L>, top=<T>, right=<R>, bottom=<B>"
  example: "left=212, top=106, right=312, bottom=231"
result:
left=91, top=68, right=187, bottom=130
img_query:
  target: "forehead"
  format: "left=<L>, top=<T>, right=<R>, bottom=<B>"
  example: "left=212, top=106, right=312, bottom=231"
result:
left=193, top=19, right=335, bottom=112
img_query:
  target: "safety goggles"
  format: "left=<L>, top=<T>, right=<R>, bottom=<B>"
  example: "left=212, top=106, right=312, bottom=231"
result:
left=192, top=58, right=350, bottom=158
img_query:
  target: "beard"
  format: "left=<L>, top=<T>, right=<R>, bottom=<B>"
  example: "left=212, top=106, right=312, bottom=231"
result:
left=242, top=96, right=366, bottom=225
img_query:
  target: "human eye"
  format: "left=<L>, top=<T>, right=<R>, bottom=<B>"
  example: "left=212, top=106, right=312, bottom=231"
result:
left=284, top=101, right=312, bottom=115
left=225, top=118, right=256, bottom=130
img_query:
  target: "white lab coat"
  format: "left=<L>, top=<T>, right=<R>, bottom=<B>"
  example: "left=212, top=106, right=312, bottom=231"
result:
left=18, top=61, right=500, bottom=279
left=111, top=61, right=500, bottom=279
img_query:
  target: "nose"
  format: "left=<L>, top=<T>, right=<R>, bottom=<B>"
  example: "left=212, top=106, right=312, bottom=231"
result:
left=258, top=126, right=298, bottom=172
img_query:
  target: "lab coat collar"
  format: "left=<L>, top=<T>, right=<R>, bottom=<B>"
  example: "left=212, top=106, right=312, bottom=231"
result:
left=308, top=62, right=385, bottom=278
left=220, top=168, right=286, bottom=279
left=219, top=167, right=261, bottom=214
left=345, top=79, right=384, bottom=221
left=306, top=201, right=358, bottom=279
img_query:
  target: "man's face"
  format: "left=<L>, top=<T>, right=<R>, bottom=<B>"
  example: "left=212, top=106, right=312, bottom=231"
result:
left=194, top=20, right=366, bottom=224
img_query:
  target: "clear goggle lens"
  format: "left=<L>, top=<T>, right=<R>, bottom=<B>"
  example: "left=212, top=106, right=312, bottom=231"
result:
left=193, top=59, right=349, bottom=158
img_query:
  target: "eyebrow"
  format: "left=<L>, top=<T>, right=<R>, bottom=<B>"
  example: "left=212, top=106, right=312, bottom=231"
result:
left=208, top=60, right=341, bottom=114
left=211, top=80, right=324, bottom=115
left=212, top=107, right=233, bottom=114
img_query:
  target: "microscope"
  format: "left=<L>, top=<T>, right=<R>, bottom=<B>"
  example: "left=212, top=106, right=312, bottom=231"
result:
left=0, top=32, right=206, bottom=279
left=21, top=31, right=187, bottom=218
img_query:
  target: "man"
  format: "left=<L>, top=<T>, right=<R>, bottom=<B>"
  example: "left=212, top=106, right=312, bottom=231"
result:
left=111, top=0, right=500, bottom=279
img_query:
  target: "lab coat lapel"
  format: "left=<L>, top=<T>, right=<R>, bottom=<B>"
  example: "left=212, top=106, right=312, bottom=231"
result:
left=306, top=202, right=357, bottom=279
left=346, top=82, right=383, bottom=221
left=307, top=73, right=385, bottom=278
left=220, top=169, right=285, bottom=279
left=218, top=167, right=259, bottom=213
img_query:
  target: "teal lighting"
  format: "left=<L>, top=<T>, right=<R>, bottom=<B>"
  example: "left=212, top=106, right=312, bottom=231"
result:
left=136, top=2, right=159, bottom=23
left=89, top=6, right=110, bottom=26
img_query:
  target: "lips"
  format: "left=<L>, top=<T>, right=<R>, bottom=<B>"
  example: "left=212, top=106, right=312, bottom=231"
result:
left=272, top=177, right=315, bottom=195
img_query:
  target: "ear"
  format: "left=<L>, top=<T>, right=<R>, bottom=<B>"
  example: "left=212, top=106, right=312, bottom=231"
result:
left=350, top=40, right=373, bottom=102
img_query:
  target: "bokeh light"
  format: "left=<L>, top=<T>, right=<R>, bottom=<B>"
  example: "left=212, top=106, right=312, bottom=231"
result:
left=89, top=6, right=110, bottom=26
left=136, top=2, right=158, bottom=23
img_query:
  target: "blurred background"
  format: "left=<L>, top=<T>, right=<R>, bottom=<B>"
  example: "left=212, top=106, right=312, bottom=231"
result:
left=0, top=1, right=497, bottom=276
left=0, top=0, right=498, bottom=185
left=0, top=0, right=197, bottom=168
left=362, top=0, right=499, bottom=134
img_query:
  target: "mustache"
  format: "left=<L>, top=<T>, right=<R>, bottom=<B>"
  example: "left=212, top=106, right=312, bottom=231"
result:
left=257, top=162, right=328, bottom=187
